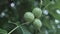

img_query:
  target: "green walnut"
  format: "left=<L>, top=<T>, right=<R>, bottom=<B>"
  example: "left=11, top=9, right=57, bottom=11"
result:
left=32, top=7, right=42, bottom=18
left=24, top=12, right=35, bottom=22
left=33, top=18, right=42, bottom=30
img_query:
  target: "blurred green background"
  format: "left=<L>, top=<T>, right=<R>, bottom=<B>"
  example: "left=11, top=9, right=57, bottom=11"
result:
left=0, top=0, right=60, bottom=34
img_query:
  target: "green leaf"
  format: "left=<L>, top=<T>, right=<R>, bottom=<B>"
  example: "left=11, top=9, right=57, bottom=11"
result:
left=21, top=26, right=31, bottom=34
left=42, top=16, right=52, bottom=30
left=46, top=4, right=60, bottom=20
left=2, top=23, right=16, bottom=32
left=43, top=0, right=50, bottom=6
left=11, top=27, right=23, bottom=34
left=49, top=10, right=60, bottom=20
left=11, top=26, right=32, bottom=34
left=55, top=28, right=60, bottom=34
left=0, top=28, right=7, bottom=34
left=27, top=25, right=34, bottom=34
left=54, top=0, right=60, bottom=9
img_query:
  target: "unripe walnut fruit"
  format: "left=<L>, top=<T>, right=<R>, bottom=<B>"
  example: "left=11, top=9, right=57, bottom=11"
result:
left=24, top=12, right=35, bottom=22
left=33, top=19, right=42, bottom=30
left=32, top=7, right=42, bottom=18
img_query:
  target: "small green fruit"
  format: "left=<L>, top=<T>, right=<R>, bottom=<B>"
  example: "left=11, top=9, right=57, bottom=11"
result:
left=33, top=19, right=42, bottom=30
left=24, top=12, right=34, bottom=22
left=32, top=7, right=42, bottom=18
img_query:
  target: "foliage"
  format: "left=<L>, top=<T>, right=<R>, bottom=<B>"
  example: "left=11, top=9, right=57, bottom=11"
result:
left=0, top=0, right=60, bottom=34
